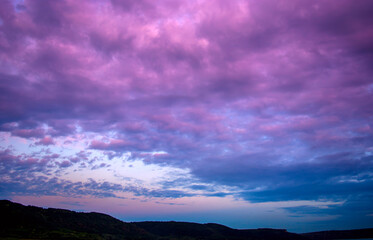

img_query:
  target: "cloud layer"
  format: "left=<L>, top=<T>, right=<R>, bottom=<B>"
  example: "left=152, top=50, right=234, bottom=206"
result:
left=1, top=0, right=373, bottom=231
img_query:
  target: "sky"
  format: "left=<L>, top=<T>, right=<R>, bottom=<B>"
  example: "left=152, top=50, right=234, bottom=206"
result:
left=1, top=0, right=373, bottom=233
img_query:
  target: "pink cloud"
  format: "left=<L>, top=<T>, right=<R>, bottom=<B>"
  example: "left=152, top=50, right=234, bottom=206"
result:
left=1, top=0, right=373, bottom=230
left=35, top=136, right=55, bottom=146
left=11, top=128, right=45, bottom=138
left=58, top=160, right=72, bottom=168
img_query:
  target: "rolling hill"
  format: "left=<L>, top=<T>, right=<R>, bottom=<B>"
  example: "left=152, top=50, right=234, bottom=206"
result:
left=1, top=200, right=372, bottom=240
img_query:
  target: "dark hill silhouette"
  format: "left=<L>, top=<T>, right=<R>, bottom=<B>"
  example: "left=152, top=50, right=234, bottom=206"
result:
left=302, top=228, right=373, bottom=240
left=0, top=200, right=149, bottom=239
left=135, top=221, right=305, bottom=240
left=0, top=200, right=371, bottom=240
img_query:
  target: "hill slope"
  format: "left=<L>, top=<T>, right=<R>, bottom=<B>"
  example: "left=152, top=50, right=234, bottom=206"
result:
left=2, top=199, right=370, bottom=240
left=135, top=221, right=306, bottom=240
left=303, top=228, right=373, bottom=240
left=0, top=200, right=149, bottom=239
left=0, top=199, right=307, bottom=240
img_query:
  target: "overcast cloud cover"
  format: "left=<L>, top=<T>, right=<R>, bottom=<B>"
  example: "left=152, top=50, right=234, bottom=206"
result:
left=1, top=0, right=373, bottom=232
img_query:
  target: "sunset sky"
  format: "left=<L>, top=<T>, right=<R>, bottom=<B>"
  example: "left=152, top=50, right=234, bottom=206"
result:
left=1, top=0, right=373, bottom=233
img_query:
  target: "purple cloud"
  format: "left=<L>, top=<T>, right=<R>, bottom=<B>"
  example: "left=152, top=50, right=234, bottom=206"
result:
left=1, top=0, right=373, bottom=232
left=11, top=128, right=45, bottom=139
left=35, top=136, right=55, bottom=146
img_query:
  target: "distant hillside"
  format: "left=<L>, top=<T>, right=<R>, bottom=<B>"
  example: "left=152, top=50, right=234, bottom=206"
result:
left=0, top=200, right=149, bottom=239
left=135, top=221, right=306, bottom=240
left=303, top=228, right=373, bottom=240
left=0, top=199, right=370, bottom=240
left=0, top=200, right=307, bottom=240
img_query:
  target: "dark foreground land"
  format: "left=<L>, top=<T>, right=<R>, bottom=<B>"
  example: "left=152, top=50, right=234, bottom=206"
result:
left=1, top=200, right=372, bottom=240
